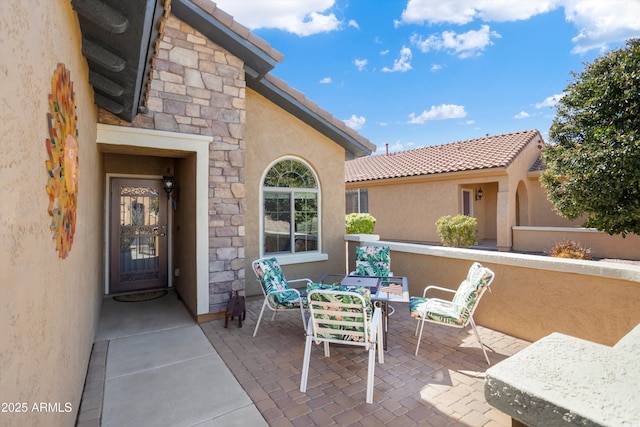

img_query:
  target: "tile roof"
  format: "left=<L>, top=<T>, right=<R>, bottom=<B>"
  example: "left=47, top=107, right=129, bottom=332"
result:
left=529, top=155, right=546, bottom=173
left=346, top=129, right=543, bottom=183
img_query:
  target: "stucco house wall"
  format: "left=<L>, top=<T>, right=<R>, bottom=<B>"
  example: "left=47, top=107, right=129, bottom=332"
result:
left=244, top=90, right=347, bottom=295
left=358, top=170, right=510, bottom=245
left=366, top=178, right=459, bottom=244
left=0, top=1, right=103, bottom=425
left=526, top=174, right=583, bottom=227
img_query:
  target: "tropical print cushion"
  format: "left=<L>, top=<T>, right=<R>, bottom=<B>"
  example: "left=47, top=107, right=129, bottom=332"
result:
left=354, top=245, right=390, bottom=277
left=254, top=258, right=307, bottom=308
left=307, top=282, right=373, bottom=342
left=409, top=262, right=494, bottom=326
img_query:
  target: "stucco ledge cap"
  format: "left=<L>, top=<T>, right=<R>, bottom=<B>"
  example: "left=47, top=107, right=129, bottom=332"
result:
left=344, top=234, right=380, bottom=242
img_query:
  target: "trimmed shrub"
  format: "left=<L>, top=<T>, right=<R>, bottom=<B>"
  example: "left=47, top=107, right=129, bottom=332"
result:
left=345, top=213, right=376, bottom=234
left=549, top=240, right=592, bottom=260
left=436, top=214, right=478, bottom=248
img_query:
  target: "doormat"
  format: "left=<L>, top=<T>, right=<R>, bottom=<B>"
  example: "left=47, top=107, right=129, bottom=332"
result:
left=113, top=290, right=168, bottom=303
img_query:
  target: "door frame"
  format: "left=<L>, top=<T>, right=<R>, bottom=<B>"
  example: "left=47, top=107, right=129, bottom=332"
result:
left=98, top=124, right=211, bottom=315
left=105, top=174, right=173, bottom=294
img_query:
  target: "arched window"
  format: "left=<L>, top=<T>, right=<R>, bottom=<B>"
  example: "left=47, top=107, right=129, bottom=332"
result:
left=262, top=159, right=319, bottom=255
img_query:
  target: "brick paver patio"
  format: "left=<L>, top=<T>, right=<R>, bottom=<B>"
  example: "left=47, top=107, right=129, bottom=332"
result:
left=200, top=297, right=530, bottom=427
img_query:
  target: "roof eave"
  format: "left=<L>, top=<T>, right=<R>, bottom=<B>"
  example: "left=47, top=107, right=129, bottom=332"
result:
left=72, top=0, right=165, bottom=122
left=171, top=0, right=278, bottom=80
left=346, top=165, right=507, bottom=185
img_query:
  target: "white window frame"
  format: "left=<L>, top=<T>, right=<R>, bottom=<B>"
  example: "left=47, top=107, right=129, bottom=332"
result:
left=346, top=188, right=369, bottom=213
left=259, top=156, right=328, bottom=265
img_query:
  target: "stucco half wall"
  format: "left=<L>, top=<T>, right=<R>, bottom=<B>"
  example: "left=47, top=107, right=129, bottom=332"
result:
left=1, top=1, right=103, bottom=425
left=347, top=238, right=640, bottom=346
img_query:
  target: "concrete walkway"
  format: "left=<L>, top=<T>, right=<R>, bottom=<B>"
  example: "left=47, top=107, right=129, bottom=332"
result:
left=76, top=291, right=267, bottom=427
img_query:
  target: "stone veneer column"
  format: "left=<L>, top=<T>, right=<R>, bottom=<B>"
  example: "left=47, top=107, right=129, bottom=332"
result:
left=98, top=14, right=246, bottom=313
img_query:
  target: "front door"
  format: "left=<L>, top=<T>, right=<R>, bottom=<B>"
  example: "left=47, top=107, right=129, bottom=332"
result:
left=109, top=178, right=168, bottom=294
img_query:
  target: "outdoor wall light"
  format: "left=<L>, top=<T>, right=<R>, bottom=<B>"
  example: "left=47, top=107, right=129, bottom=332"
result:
left=476, top=187, right=483, bottom=201
left=162, top=175, right=175, bottom=199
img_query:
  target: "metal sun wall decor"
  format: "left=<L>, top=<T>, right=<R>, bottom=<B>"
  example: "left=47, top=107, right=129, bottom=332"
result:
left=45, top=63, right=80, bottom=259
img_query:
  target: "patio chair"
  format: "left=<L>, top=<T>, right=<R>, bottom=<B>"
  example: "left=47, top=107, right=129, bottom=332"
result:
left=351, top=245, right=396, bottom=315
left=409, top=262, right=494, bottom=364
left=251, top=257, right=312, bottom=337
left=352, top=245, right=391, bottom=277
left=300, top=284, right=384, bottom=404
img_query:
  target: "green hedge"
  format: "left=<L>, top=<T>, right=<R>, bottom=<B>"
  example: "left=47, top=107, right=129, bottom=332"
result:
left=345, top=213, right=376, bottom=234
left=436, top=214, right=478, bottom=248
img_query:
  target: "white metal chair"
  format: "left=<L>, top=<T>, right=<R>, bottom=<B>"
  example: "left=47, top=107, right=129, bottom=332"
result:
left=409, top=262, right=494, bottom=364
left=351, top=245, right=392, bottom=277
left=251, top=257, right=312, bottom=337
left=300, top=285, right=384, bottom=404
left=351, top=245, right=396, bottom=316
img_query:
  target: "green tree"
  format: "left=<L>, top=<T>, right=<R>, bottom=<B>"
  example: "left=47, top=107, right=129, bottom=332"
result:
left=541, top=39, right=640, bottom=236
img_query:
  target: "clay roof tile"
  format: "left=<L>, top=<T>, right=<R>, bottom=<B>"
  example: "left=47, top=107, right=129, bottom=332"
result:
left=346, top=129, right=541, bottom=182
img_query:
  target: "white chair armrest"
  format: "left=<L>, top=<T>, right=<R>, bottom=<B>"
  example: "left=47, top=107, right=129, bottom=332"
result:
left=267, top=288, right=305, bottom=304
left=287, top=278, right=313, bottom=286
left=422, top=285, right=456, bottom=297
left=269, top=288, right=302, bottom=296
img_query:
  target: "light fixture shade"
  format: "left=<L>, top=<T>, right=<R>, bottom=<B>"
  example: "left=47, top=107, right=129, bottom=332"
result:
left=162, top=176, right=175, bottom=198
left=476, top=187, right=483, bottom=201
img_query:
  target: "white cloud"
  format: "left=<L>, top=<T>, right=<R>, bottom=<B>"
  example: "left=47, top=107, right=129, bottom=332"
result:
left=411, top=25, right=500, bottom=58
left=465, top=120, right=476, bottom=125
left=400, top=0, right=560, bottom=25
left=514, top=111, right=531, bottom=119
left=380, top=49, right=390, bottom=56
left=319, top=77, right=332, bottom=84
left=535, top=93, right=564, bottom=108
left=354, top=59, right=368, bottom=71
left=211, top=0, right=342, bottom=36
left=408, top=104, right=467, bottom=123
left=348, top=19, right=359, bottom=29
left=344, top=114, right=366, bottom=130
left=430, top=64, right=443, bottom=71
left=382, top=46, right=413, bottom=72
left=563, top=0, right=640, bottom=53
left=397, top=0, right=640, bottom=54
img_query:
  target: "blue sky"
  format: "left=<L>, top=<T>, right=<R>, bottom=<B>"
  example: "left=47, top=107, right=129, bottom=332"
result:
left=212, top=0, right=640, bottom=154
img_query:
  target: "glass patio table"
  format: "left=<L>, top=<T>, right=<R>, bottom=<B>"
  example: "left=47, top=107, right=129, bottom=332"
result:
left=318, top=273, right=409, bottom=350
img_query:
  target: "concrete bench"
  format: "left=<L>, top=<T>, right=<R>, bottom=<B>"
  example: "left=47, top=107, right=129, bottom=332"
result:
left=484, top=324, right=640, bottom=427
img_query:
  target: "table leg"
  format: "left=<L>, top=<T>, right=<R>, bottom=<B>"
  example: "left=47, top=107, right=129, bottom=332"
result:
left=384, top=300, right=388, bottom=350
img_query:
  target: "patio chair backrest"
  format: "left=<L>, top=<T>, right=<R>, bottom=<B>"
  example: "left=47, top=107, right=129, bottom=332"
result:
left=252, top=257, right=299, bottom=304
left=354, top=246, right=390, bottom=277
left=451, top=262, right=494, bottom=324
left=307, top=283, right=373, bottom=343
